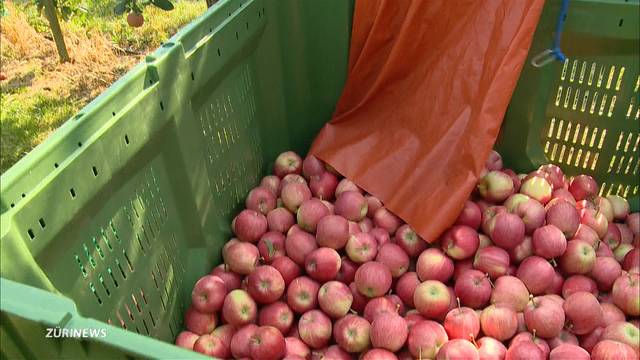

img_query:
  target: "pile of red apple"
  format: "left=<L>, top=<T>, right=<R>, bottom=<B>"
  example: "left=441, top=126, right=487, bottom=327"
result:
left=174, top=150, right=640, bottom=360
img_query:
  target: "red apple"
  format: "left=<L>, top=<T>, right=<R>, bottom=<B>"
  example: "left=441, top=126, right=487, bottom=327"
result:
left=233, top=209, right=268, bottom=243
left=601, top=303, right=626, bottom=327
left=455, top=270, right=492, bottom=309
left=547, top=329, right=579, bottom=349
left=246, top=186, right=277, bottom=215
left=607, top=195, right=630, bottom=220
left=302, top=155, right=324, bottom=179
left=249, top=326, right=286, bottom=360
left=386, top=294, right=405, bottom=316
left=191, top=275, right=227, bottom=313
left=417, top=248, right=454, bottom=283
left=285, top=230, right=317, bottom=266
left=562, top=275, right=598, bottom=298
left=442, top=225, right=480, bottom=260
left=260, top=175, right=281, bottom=196
left=486, top=150, right=503, bottom=170
left=482, top=205, right=507, bottom=235
left=298, top=310, right=332, bottom=349
left=281, top=182, right=312, bottom=213
left=549, top=344, right=590, bottom=360
left=318, top=281, right=353, bottom=319
left=336, top=257, right=357, bottom=284
left=362, top=349, right=398, bottom=360
left=579, top=208, right=609, bottom=239
left=370, top=313, right=408, bottom=352
left=520, top=176, right=553, bottom=204
left=333, top=314, right=371, bottom=353
left=601, top=321, right=639, bottom=355
left=615, top=243, right=634, bottom=262
left=591, top=256, right=622, bottom=291
left=222, top=289, right=257, bottom=327
left=335, top=179, right=362, bottom=197
left=273, top=151, right=302, bottom=177
left=560, top=239, right=596, bottom=274
left=506, top=340, right=544, bottom=360
left=455, top=200, right=482, bottom=230
left=598, top=242, right=616, bottom=258
left=395, top=224, right=427, bottom=257
left=396, top=272, right=421, bottom=308
left=572, top=223, right=600, bottom=248
left=489, top=213, right=525, bottom=250
left=531, top=225, right=567, bottom=260
left=370, top=227, right=391, bottom=246
left=618, top=223, right=634, bottom=244
left=247, top=265, right=285, bottom=304
left=354, top=261, right=392, bottom=298
left=315, top=214, right=349, bottom=250
left=591, top=340, right=637, bottom=360
left=503, top=169, right=522, bottom=193
left=545, top=270, right=565, bottom=295
left=374, top=207, right=403, bottom=235
left=538, top=164, right=565, bottom=189
left=546, top=199, right=580, bottom=238
left=564, top=291, right=604, bottom=335
left=348, top=220, right=361, bottom=235
left=313, top=345, right=351, bottom=360
left=453, top=258, right=474, bottom=281
left=305, top=247, right=341, bottom=283
left=358, top=217, right=373, bottom=232
left=477, top=336, right=507, bottom=360
left=210, top=264, right=243, bottom=291
left=175, top=331, right=199, bottom=350
left=271, top=256, right=301, bottom=286
left=404, top=310, right=426, bottom=330
left=224, top=241, right=259, bottom=275
left=473, top=246, right=510, bottom=279
left=480, top=304, right=518, bottom=341
left=346, top=232, right=378, bottom=263
left=478, top=171, right=514, bottom=203
left=334, top=191, right=368, bottom=222
left=286, top=276, right=319, bottom=314
left=258, top=231, right=286, bottom=264
left=523, top=295, right=565, bottom=338
left=627, top=212, right=639, bottom=235
left=408, top=320, right=448, bottom=359
left=266, top=207, right=295, bottom=234
left=569, top=175, right=599, bottom=201
left=285, top=337, right=310, bottom=358
left=365, top=195, right=383, bottom=217
left=516, top=256, right=554, bottom=294
left=491, top=275, right=530, bottom=312
left=444, top=306, right=480, bottom=341
left=436, top=339, right=479, bottom=360
left=184, top=306, right=217, bottom=335
left=230, top=324, right=258, bottom=359
left=415, top=280, right=451, bottom=318
left=602, top=222, right=622, bottom=250
left=510, top=332, right=550, bottom=358
left=508, top=235, right=533, bottom=264
left=623, top=248, right=640, bottom=271
left=349, top=282, right=369, bottom=314
left=552, top=188, right=576, bottom=205
left=478, top=234, right=493, bottom=249
left=296, top=199, right=329, bottom=232
left=376, top=243, right=410, bottom=277
left=612, top=273, right=640, bottom=316
left=258, top=301, right=294, bottom=334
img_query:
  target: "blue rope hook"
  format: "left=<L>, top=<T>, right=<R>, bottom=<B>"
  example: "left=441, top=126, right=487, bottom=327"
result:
left=531, top=0, right=569, bottom=67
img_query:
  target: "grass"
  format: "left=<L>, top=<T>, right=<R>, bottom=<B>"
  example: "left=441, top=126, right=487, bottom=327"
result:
left=0, top=0, right=206, bottom=173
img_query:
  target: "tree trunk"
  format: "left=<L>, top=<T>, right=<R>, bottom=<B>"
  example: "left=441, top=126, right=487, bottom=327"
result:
left=42, top=0, right=70, bottom=62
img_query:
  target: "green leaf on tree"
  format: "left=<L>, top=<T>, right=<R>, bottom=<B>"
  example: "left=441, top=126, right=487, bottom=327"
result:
left=151, top=0, right=174, bottom=11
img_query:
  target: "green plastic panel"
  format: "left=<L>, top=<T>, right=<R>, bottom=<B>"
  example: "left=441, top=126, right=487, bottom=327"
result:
left=496, top=0, right=640, bottom=211
left=0, top=0, right=352, bottom=358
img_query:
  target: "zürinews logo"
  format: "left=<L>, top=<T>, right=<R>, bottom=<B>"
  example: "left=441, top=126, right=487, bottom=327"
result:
left=46, top=327, right=107, bottom=339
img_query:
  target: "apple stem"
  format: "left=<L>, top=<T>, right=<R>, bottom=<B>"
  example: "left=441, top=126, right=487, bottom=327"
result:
left=485, top=274, right=494, bottom=288
left=529, top=294, right=535, bottom=307
left=349, top=308, right=358, bottom=315
left=258, top=256, right=266, bottom=265
left=549, top=258, right=557, bottom=267
left=532, top=328, right=537, bottom=342
left=456, top=297, right=461, bottom=309
left=470, top=333, right=478, bottom=348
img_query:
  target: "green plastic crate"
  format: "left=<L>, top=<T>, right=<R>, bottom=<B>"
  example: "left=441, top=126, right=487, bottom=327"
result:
left=1, top=0, right=638, bottom=359
left=496, top=0, right=640, bottom=211
left=0, top=0, right=352, bottom=358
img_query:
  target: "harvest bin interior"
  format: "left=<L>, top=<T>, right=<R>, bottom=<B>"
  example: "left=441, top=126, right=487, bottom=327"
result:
left=0, top=0, right=637, bottom=358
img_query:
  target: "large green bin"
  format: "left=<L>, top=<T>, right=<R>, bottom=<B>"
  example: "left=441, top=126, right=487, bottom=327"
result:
left=0, top=0, right=638, bottom=358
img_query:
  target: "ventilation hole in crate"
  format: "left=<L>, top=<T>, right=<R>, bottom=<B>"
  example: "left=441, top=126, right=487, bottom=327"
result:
left=75, top=255, right=87, bottom=277
left=625, top=156, right=634, bottom=174
left=116, top=259, right=127, bottom=279
left=579, top=61, right=587, bottom=84
left=597, top=65, right=606, bottom=88
left=142, top=319, right=149, bottom=334
left=10, top=203, right=14, bottom=208
left=572, top=88, right=580, bottom=110
left=246, top=21, right=249, bottom=30
left=589, top=128, right=598, bottom=148
left=159, top=101, right=164, bottom=111
left=132, top=294, right=141, bottom=313
left=92, top=237, right=104, bottom=259
left=581, top=126, right=590, bottom=146
left=564, top=122, right=573, bottom=142
left=142, top=226, right=151, bottom=247
left=235, top=31, right=239, bottom=39
left=599, top=94, right=608, bottom=115
left=563, top=87, right=572, bottom=108
left=566, top=147, right=575, bottom=165
left=591, top=153, right=600, bottom=170
left=156, top=263, right=164, bottom=281
left=69, top=188, right=76, bottom=199
left=78, top=142, right=82, bottom=147
left=582, top=150, right=590, bottom=169
left=558, top=145, right=566, bottom=163
left=136, top=234, right=145, bottom=253
left=149, top=312, right=156, bottom=327
left=151, top=271, right=159, bottom=289
left=608, top=155, right=616, bottom=173
left=588, top=62, right=596, bottom=85
left=125, top=303, right=134, bottom=321
left=140, top=288, right=148, bottom=304
left=606, top=66, right=616, bottom=89
left=90, top=283, right=102, bottom=304
left=616, top=67, right=625, bottom=91
left=101, top=230, right=113, bottom=251
left=108, top=268, right=118, bottom=288
left=633, top=135, right=639, bottom=152
left=83, top=244, right=96, bottom=267
left=217, top=48, right=221, bottom=56
left=619, top=18, right=624, bottom=27
left=124, top=135, right=130, bottom=145
left=159, top=292, right=166, bottom=310
left=617, top=156, right=625, bottom=174
left=38, top=218, right=46, bottom=229
left=570, top=60, right=577, bottom=82
left=168, top=322, right=175, bottom=338
left=544, top=141, right=550, bottom=155
left=99, top=275, right=110, bottom=296
left=190, top=72, right=194, bottom=81
left=92, top=166, right=98, bottom=176
left=616, top=132, right=624, bottom=151
left=123, top=250, right=134, bottom=271
left=54, top=163, right=59, bottom=168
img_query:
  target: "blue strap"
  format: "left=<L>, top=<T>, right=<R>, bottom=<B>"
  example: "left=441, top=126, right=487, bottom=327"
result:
left=551, top=0, right=570, bottom=62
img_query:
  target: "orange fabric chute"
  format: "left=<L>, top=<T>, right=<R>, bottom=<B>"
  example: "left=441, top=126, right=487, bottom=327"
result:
left=310, top=0, right=546, bottom=242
